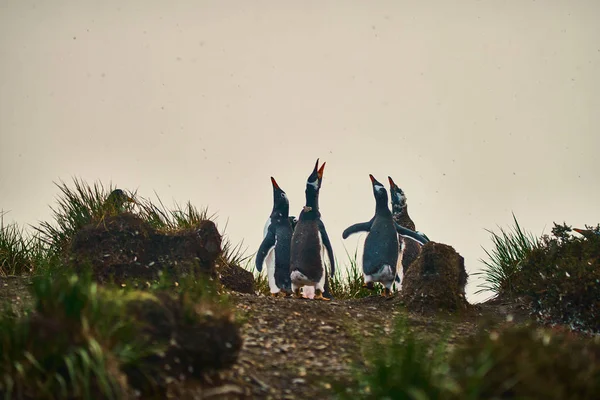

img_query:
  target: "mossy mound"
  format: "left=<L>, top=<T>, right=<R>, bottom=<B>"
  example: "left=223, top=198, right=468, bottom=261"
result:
left=450, top=323, right=600, bottom=399
left=0, top=273, right=242, bottom=399
left=400, top=241, right=469, bottom=314
left=67, top=213, right=222, bottom=284
left=513, top=223, right=600, bottom=333
left=123, top=291, right=242, bottom=396
left=217, top=262, right=255, bottom=294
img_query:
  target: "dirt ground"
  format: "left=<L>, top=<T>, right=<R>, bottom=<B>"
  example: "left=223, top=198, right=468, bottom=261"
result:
left=0, top=276, right=528, bottom=400
left=211, top=292, right=528, bottom=400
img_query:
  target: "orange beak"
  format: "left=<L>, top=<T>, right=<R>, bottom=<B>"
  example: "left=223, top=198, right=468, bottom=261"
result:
left=369, top=174, right=376, bottom=183
left=573, top=228, right=586, bottom=234
left=270, top=176, right=280, bottom=190
left=318, top=162, right=326, bottom=179
left=388, top=176, right=396, bottom=187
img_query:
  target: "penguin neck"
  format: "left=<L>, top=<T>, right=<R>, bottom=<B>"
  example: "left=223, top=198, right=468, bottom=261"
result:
left=302, top=192, right=320, bottom=219
left=392, top=202, right=407, bottom=217
left=270, top=204, right=289, bottom=220
left=375, top=198, right=392, bottom=216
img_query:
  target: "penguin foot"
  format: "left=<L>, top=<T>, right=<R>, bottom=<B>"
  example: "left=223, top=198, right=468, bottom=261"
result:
left=362, top=282, right=375, bottom=290
left=381, top=288, right=393, bottom=298
left=314, top=289, right=331, bottom=301
left=293, top=288, right=303, bottom=299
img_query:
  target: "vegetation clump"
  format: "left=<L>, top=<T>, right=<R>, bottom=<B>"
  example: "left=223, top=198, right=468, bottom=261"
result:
left=474, top=213, right=542, bottom=299
left=0, top=271, right=242, bottom=399
left=477, top=215, right=600, bottom=333
left=513, top=223, right=600, bottom=333
left=450, top=322, right=600, bottom=400
left=68, top=212, right=222, bottom=285
left=335, top=317, right=600, bottom=400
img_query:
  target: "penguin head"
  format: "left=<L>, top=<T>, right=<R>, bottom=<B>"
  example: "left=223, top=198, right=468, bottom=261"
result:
left=306, top=158, right=326, bottom=194
left=270, top=177, right=290, bottom=212
left=370, top=174, right=389, bottom=204
left=105, top=189, right=136, bottom=211
left=388, top=176, right=407, bottom=208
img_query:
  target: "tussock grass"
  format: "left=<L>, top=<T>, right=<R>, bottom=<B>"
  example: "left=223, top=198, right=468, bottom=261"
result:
left=31, top=178, right=248, bottom=275
left=474, top=213, right=541, bottom=299
left=0, top=271, right=147, bottom=399
left=1, top=213, right=34, bottom=276
left=334, top=316, right=455, bottom=399
left=334, top=316, right=600, bottom=400
left=0, top=267, right=241, bottom=399
left=0, top=212, right=53, bottom=276
left=515, top=222, right=600, bottom=333
left=34, top=179, right=136, bottom=256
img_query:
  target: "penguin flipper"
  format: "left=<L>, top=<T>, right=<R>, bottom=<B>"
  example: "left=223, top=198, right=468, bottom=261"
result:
left=395, top=222, right=429, bottom=245
left=342, top=219, right=373, bottom=239
left=318, top=220, right=336, bottom=276
left=256, top=226, right=276, bottom=272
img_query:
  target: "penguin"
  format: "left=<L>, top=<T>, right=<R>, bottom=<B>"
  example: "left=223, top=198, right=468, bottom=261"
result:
left=573, top=227, right=600, bottom=239
left=104, top=189, right=136, bottom=213
left=256, top=177, right=295, bottom=297
left=388, top=176, right=425, bottom=280
left=342, top=175, right=429, bottom=297
left=289, top=159, right=335, bottom=301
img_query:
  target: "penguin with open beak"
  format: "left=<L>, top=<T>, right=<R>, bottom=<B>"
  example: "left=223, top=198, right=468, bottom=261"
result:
left=388, top=176, right=425, bottom=281
left=289, top=159, right=335, bottom=301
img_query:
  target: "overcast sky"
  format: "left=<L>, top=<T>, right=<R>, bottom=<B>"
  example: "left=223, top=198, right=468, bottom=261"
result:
left=1, top=0, right=599, bottom=302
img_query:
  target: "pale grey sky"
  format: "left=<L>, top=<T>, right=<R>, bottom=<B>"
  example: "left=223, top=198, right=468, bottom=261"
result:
left=1, top=0, right=599, bottom=302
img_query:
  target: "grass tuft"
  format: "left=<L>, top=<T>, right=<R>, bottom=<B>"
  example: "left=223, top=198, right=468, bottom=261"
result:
left=334, top=316, right=600, bottom=400
left=328, top=245, right=384, bottom=299
left=333, top=317, right=455, bottom=399
left=33, top=178, right=135, bottom=256
left=1, top=213, right=35, bottom=276
left=0, top=270, right=146, bottom=399
left=474, top=213, right=541, bottom=299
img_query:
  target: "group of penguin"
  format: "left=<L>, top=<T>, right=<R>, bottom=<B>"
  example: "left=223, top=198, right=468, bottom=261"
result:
left=256, top=159, right=431, bottom=301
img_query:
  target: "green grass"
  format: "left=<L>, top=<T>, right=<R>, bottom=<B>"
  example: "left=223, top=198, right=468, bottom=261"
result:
left=0, top=212, right=54, bottom=277
left=334, top=316, right=455, bottom=399
left=328, top=245, right=385, bottom=299
left=0, top=270, right=149, bottom=399
left=473, top=213, right=542, bottom=299
left=33, top=178, right=136, bottom=257
left=333, top=315, right=600, bottom=400
left=1, top=213, right=34, bottom=276
left=0, top=265, right=241, bottom=399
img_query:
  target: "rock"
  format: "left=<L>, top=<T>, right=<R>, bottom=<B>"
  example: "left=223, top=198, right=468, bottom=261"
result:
left=401, top=241, right=470, bottom=314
